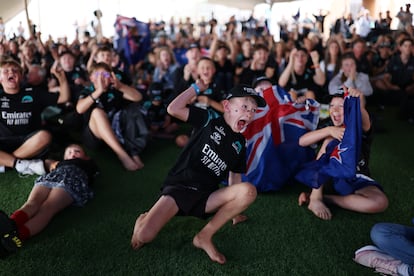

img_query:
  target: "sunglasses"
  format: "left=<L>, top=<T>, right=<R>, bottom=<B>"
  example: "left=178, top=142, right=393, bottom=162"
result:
left=94, top=71, right=111, bottom=78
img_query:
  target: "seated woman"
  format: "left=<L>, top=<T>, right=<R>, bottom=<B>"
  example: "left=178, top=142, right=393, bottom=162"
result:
left=328, top=52, right=373, bottom=98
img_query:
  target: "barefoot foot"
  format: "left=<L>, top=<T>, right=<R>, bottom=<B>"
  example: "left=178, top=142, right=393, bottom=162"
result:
left=193, top=234, right=226, bottom=264
left=298, top=192, right=310, bottom=206
left=119, top=155, right=140, bottom=171
left=308, top=199, right=332, bottom=220
left=232, top=214, right=248, bottom=225
left=131, top=213, right=148, bottom=250
left=132, top=155, right=145, bottom=170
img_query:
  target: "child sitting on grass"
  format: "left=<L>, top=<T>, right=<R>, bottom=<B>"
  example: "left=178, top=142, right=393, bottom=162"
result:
left=131, top=81, right=266, bottom=264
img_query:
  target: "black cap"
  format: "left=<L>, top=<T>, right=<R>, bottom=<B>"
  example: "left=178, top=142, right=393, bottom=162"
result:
left=59, top=50, right=75, bottom=58
left=148, top=82, right=164, bottom=101
left=188, top=43, right=200, bottom=50
left=252, top=76, right=272, bottom=88
left=226, top=84, right=266, bottom=107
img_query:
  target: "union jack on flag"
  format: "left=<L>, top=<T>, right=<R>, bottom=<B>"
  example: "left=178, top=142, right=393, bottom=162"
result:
left=242, top=86, right=320, bottom=192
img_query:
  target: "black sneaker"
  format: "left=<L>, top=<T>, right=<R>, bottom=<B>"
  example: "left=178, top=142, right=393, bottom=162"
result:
left=0, top=210, right=22, bottom=258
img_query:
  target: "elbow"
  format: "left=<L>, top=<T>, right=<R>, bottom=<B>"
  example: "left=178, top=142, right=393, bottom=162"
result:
left=166, top=104, right=176, bottom=117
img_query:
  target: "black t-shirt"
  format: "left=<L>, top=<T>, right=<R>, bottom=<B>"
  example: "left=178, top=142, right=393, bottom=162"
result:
left=80, top=86, right=125, bottom=119
left=57, top=158, right=99, bottom=184
left=163, top=106, right=246, bottom=192
left=284, top=68, right=318, bottom=93
left=238, top=67, right=267, bottom=86
left=386, top=54, right=414, bottom=89
left=0, top=87, right=59, bottom=136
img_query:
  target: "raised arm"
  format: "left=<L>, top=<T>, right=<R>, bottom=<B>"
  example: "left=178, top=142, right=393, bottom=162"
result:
left=167, top=79, right=208, bottom=122
left=111, top=72, right=142, bottom=102
left=278, top=48, right=296, bottom=87
left=310, top=50, right=325, bottom=86
left=50, top=61, right=70, bottom=104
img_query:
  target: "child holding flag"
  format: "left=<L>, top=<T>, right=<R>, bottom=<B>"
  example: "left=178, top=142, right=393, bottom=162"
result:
left=296, top=87, right=388, bottom=220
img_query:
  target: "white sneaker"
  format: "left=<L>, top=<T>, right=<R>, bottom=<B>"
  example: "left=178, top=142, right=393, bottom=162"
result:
left=28, top=159, right=46, bottom=175
left=15, top=159, right=45, bottom=175
left=354, top=245, right=404, bottom=276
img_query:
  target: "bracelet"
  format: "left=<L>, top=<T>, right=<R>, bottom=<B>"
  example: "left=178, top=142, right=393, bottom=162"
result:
left=89, top=94, right=97, bottom=102
left=191, top=83, right=201, bottom=96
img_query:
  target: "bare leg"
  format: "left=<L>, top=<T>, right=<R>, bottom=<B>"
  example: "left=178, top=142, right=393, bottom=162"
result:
left=23, top=188, right=73, bottom=236
left=131, top=195, right=178, bottom=250
left=19, top=185, right=53, bottom=217
left=324, top=186, right=388, bottom=213
left=0, top=131, right=53, bottom=167
left=193, top=182, right=257, bottom=264
left=13, top=130, right=52, bottom=159
left=88, top=108, right=140, bottom=171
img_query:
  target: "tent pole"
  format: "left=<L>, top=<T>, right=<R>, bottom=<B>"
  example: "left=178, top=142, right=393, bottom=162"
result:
left=24, top=0, right=33, bottom=37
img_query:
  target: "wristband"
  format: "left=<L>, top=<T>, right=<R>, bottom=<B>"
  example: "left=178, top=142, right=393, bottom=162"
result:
left=191, top=83, right=201, bottom=96
left=89, top=94, right=97, bottom=102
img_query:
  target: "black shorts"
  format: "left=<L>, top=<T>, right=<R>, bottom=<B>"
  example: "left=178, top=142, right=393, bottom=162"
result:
left=82, top=125, right=103, bottom=150
left=161, top=185, right=217, bottom=219
left=0, top=130, right=42, bottom=153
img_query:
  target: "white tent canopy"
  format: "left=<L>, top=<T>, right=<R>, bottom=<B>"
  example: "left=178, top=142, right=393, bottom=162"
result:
left=1, top=0, right=31, bottom=22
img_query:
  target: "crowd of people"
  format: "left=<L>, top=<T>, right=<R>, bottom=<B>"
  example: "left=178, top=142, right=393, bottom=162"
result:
left=0, top=3, right=413, bottom=274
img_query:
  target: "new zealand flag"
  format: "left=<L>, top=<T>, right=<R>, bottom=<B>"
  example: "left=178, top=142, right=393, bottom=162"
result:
left=114, top=15, right=151, bottom=66
left=242, top=86, right=320, bottom=192
left=294, top=94, right=375, bottom=195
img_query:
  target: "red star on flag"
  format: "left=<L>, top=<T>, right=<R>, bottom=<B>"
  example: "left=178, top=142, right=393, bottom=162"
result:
left=330, top=143, right=348, bottom=164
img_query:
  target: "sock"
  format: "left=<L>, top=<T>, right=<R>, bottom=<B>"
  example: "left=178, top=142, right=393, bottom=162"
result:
left=10, top=210, right=29, bottom=226
left=16, top=224, right=31, bottom=241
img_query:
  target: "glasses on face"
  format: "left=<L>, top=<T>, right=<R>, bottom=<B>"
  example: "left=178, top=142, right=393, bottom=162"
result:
left=1, top=67, right=21, bottom=74
left=94, top=71, right=111, bottom=78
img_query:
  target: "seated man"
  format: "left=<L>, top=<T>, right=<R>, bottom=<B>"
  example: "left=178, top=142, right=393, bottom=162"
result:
left=0, top=58, right=70, bottom=175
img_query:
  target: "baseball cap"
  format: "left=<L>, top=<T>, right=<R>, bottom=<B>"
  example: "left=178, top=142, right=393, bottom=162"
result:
left=188, top=42, right=200, bottom=50
left=148, top=82, right=164, bottom=101
left=226, top=84, right=266, bottom=107
left=59, top=50, right=75, bottom=58
left=252, top=76, right=272, bottom=88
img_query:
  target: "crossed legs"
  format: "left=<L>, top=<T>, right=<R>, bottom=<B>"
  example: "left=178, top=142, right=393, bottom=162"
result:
left=299, top=185, right=388, bottom=220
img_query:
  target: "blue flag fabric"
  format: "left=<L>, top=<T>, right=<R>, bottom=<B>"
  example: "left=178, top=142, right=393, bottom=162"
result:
left=114, top=15, right=151, bottom=66
left=241, top=86, right=320, bottom=192
left=295, top=95, right=369, bottom=195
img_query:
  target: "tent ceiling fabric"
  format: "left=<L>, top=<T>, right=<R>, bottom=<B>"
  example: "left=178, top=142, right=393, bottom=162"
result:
left=1, top=0, right=31, bottom=22
left=207, top=0, right=268, bottom=10
left=207, top=0, right=294, bottom=10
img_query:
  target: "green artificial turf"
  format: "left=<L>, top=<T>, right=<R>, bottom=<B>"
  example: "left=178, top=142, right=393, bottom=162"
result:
left=0, top=107, right=413, bottom=275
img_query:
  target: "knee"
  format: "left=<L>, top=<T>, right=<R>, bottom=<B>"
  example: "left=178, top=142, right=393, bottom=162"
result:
left=373, top=194, right=389, bottom=213
left=237, top=182, right=257, bottom=203
left=370, top=223, right=392, bottom=247
left=36, top=130, right=52, bottom=144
